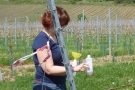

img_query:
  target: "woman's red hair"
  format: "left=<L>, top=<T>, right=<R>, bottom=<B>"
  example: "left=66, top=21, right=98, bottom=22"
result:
left=41, top=6, right=70, bottom=29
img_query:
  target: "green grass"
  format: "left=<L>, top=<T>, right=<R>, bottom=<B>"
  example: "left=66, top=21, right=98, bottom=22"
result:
left=73, top=62, right=135, bottom=90
left=0, top=74, right=33, bottom=90
left=0, top=62, right=135, bottom=90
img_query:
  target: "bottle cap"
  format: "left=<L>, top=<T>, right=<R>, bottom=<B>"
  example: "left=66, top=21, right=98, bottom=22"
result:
left=87, top=55, right=91, bottom=58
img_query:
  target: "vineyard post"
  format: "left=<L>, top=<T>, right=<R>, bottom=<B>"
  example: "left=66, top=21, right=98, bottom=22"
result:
left=48, top=0, right=77, bottom=90
left=133, top=18, right=135, bottom=37
left=4, top=17, right=7, bottom=45
left=108, top=8, right=111, bottom=56
left=26, top=16, right=29, bottom=47
left=96, top=16, right=99, bottom=44
left=80, top=10, right=84, bottom=52
left=115, top=15, right=118, bottom=47
left=0, top=70, right=2, bottom=80
left=14, top=17, right=17, bottom=44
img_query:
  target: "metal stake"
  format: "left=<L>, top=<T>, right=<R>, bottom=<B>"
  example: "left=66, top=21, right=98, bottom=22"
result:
left=48, top=0, right=77, bottom=90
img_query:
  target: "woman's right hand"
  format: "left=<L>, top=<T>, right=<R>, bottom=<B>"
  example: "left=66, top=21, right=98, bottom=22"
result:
left=73, top=63, right=89, bottom=72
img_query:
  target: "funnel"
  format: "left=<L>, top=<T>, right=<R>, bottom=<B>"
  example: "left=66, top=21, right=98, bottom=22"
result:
left=72, top=52, right=82, bottom=59
left=71, top=52, right=82, bottom=76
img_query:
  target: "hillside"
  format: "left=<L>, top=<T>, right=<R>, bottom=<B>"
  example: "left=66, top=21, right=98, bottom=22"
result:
left=0, top=4, right=135, bottom=22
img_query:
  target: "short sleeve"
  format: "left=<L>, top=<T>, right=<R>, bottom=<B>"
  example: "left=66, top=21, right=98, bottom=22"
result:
left=32, top=36, right=48, bottom=52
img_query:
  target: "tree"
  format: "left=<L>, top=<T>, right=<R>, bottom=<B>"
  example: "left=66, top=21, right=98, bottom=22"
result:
left=77, top=13, right=87, bottom=21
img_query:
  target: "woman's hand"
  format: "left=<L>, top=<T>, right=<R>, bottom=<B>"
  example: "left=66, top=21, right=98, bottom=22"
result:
left=73, top=63, right=89, bottom=72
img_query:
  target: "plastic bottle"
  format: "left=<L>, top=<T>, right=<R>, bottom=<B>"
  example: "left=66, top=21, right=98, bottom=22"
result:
left=72, top=59, right=77, bottom=76
left=86, top=55, right=93, bottom=76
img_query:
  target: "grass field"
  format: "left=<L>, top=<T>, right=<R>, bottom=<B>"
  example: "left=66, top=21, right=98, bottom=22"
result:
left=0, top=62, right=135, bottom=90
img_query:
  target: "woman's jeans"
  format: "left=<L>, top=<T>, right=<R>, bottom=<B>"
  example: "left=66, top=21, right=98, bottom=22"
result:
left=33, top=80, right=67, bottom=90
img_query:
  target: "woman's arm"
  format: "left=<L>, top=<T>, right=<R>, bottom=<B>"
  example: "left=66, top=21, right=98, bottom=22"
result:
left=37, top=47, right=89, bottom=76
left=37, top=47, right=67, bottom=76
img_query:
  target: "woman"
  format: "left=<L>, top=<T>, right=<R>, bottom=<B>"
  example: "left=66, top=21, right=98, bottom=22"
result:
left=32, top=6, right=89, bottom=90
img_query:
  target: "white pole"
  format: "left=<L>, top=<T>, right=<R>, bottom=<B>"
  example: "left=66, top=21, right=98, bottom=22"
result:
left=0, top=70, right=2, bottom=81
left=14, top=17, right=17, bottom=44
left=115, top=15, right=118, bottom=47
left=108, top=9, right=111, bottom=56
